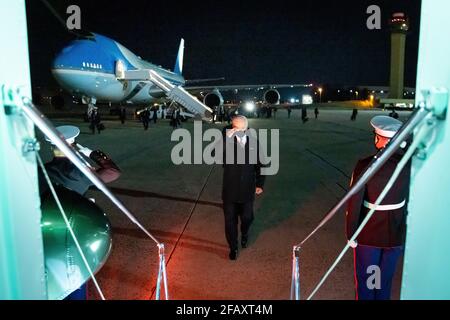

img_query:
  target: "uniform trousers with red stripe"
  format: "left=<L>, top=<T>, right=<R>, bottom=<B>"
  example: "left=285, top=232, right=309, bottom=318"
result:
left=354, top=245, right=403, bottom=300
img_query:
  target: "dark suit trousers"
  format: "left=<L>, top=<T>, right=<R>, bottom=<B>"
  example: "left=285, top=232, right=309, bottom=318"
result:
left=223, top=201, right=254, bottom=250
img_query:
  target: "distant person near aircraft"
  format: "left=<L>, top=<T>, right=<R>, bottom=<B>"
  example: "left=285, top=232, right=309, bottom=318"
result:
left=119, top=106, right=126, bottom=124
left=389, top=108, right=399, bottom=119
left=170, top=109, right=176, bottom=129
left=152, top=106, right=158, bottom=124
left=260, top=106, right=267, bottom=118
left=351, top=108, right=358, bottom=121
left=176, top=108, right=182, bottom=128
left=89, top=108, right=102, bottom=134
left=301, top=106, right=309, bottom=124
left=314, top=107, right=319, bottom=119
left=141, top=108, right=150, bottom=130
left=212, top=108, right=217, bottom=123
left=171, top=108, right=181, bottom=129
left=226, top=109, right=232, bottom=124
left=218, top=106, right=225, bottom=123
left=287, top=106, right=292, bottom=119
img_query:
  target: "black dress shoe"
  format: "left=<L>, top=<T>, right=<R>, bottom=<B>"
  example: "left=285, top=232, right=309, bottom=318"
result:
left=229, top=249, right=238, bottom=260
left=241, top=234, right=248, bottom=248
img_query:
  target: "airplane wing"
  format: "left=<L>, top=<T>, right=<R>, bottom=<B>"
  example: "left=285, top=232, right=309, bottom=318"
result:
left=266, top=102, right=307, bottom=109
left=223, top=102, right=308, bottom=110
left=184, top=84, right=313, bottom=110
left=184, top=84, right=312, bottom=95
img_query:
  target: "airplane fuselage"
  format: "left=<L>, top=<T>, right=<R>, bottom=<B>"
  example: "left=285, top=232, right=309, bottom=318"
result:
left=52, top=33, right=185, bottom=105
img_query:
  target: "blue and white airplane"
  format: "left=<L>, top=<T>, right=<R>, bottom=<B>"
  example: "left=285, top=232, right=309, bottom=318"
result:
left=51, top=32, right=311, bottom=116
left=52, top=33, right=187, bottom=104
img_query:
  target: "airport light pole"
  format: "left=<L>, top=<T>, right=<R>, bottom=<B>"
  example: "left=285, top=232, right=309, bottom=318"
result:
left=318, top=88, right=323, bottom=103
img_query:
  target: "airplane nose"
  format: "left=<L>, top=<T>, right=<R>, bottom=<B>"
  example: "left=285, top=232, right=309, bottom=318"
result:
left=52, top=43, right=78, bottom=70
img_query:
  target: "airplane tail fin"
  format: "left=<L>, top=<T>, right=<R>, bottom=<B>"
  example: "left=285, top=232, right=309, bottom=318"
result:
left=174, top=38, right=184, bottom=75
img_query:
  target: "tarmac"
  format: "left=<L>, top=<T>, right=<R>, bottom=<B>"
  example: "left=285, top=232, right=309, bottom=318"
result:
left=38, top=107, right=412, bottom=300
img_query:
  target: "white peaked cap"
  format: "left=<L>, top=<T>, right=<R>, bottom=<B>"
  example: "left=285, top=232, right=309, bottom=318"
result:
left=371, top=116, right=403, bottom=138
left=46, top=125, right=80, bottom=144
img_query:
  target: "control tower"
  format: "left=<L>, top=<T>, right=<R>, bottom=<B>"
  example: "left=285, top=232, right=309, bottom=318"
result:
left=389, top=13, right=410, bottom=99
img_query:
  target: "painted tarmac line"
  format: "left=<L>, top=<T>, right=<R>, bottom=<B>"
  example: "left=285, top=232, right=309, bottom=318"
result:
left=149, top=165, right=216, bottom=299
left=305, top=148, right=350, bottom=179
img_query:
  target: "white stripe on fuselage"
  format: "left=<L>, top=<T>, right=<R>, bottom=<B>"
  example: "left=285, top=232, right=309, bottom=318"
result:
left=52, top=68, right=168, bottom=104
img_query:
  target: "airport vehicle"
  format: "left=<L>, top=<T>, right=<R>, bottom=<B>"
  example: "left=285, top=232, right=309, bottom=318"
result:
left=379, top=98, right=415, bottom=109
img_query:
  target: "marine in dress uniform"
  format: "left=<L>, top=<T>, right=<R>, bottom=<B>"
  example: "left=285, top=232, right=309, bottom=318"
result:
left=346, top=116, right=410, bottom=300
left=38, top=125, right=121, bottom=299
left=221, top=116, right=265, bottom=260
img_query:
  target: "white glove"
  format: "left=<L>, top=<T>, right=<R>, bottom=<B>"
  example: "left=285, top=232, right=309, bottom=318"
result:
left=76, top=144, right=93, bottom=157
left=348, top=239, right=358, bottom=248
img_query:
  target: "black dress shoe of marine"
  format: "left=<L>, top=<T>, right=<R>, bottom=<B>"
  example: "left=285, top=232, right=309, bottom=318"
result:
left=229, top=249, right=238, bottom=260
left=241, top=234, right=249, bottom=248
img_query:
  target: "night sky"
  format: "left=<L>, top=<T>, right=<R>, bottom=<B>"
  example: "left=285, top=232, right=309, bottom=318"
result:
left=26, top=0, right=422, bottom=88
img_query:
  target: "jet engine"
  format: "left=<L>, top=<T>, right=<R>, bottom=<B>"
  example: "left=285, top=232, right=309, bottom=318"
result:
left=203, top=89, right=224, bottom=109
left=264, top=89, right=280, bottom=105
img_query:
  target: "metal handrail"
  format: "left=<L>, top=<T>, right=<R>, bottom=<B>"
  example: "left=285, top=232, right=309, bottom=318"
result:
left=17, top=95, right=169, bottom=300
left=290, top=104, right=435, bottom=300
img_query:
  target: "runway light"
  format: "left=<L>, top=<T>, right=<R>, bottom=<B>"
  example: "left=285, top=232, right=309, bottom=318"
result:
left=245, top=102, right=255, bottom=112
